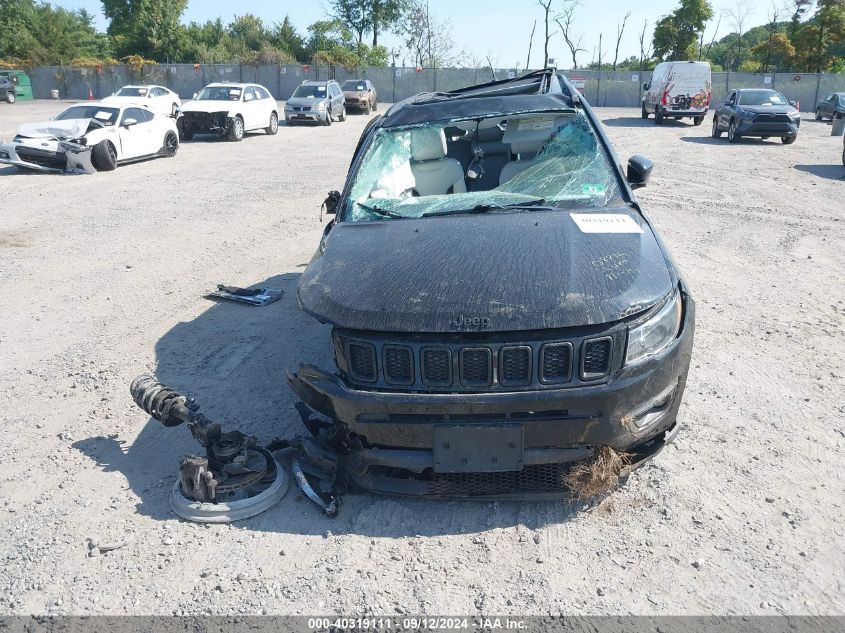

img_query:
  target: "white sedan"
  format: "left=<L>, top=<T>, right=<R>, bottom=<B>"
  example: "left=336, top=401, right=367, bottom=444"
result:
left=0, top=102, right=179, bottom=173
left=178, top=83, right=279, bottom=141
left=102, top=85, right=182, bottom=117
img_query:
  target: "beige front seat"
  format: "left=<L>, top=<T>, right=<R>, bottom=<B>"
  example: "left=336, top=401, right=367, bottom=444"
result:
left=409, top=128, right=466, bottom=196
left=499, top=135, right=547, bottom=185
left=499, top=116, right=564, bottom=185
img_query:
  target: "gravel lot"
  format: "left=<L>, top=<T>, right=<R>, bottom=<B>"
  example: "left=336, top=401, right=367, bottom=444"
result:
left=0, top=100, right=843, bottom=617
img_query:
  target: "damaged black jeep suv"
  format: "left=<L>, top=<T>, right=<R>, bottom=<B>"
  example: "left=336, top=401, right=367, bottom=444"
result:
left=288, top=70, right=695, bottom=499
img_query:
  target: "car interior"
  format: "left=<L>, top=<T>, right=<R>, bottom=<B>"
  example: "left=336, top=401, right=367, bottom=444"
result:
left=359, top=111, right=586, bottom=200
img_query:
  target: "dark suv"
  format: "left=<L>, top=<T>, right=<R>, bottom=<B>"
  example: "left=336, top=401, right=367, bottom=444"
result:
left=288, top=70, right=695, bottom=499
left=1, top=77, right=16, bottom=103
left=712, top=88, right=801, bottom=144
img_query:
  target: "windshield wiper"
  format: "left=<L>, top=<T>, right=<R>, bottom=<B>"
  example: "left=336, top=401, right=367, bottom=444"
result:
left=421, top=198, right=551, bottom=218
left=356, top=201, right=406, bottom=219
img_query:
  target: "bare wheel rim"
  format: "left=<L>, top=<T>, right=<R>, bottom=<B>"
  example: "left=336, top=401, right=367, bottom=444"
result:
left=165, top=132, right=177, bottom=155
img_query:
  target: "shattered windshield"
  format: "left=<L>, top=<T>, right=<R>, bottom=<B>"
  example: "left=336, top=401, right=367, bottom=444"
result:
left=293, top=85, right=327, bottom=98
left=56, top=106, right=119, bottom=125
left=738, top=90, right=787, bottom=106
left=342, top=111, right=621, bottom=222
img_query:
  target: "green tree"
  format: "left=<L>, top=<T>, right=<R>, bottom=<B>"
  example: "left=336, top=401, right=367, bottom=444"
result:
left=371, top=0, right=407, bottom=46
left=652, top=0, right=714, bottom=61
left=810, top=0, right=845, bottom=71
left=29, top=4, right=109, bottom=63
left=101, top=0, right=187, bottom=60
left=331, top=0, right=372, bottom=46
left=271, top=16, right=306, bottom=60
left=228, top=13, right=268, bottom=52
left=0, top=0, right=37, bottom=59
left=751, top=32, right=795, bottom=71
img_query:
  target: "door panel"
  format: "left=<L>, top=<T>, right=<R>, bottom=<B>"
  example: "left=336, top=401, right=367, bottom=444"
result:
left=118, top=108, right=147, bottom=158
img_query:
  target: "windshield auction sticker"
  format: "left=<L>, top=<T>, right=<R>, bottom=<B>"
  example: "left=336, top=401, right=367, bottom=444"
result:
left=570, top=213, right=643, bottom=234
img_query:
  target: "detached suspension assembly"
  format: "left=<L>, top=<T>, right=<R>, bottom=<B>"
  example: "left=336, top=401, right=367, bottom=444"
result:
left=130, top=375, right=278, bottom=505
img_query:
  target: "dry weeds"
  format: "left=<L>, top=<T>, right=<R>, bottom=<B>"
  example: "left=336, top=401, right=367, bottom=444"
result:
left=564, top=446, right=632, bottom=500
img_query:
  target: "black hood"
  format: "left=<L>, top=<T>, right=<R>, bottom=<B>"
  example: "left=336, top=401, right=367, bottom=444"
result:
left=298, top=208, right=674, bottom=333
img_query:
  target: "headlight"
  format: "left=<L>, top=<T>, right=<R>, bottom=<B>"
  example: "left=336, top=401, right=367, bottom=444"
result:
left=284, top=104, right=293, bottom=110
left=315, top=101, right=326, bottom=111
left=736, top=108, right=754, bottom=118
left=625, top=291, right=682, bottom=366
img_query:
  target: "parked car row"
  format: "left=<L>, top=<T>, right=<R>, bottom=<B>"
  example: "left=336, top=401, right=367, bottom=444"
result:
left=638, top=60, right=844, bottom=165
left=0, top=78, right=379, bottom=173
left=0, top=102, right=179, bottom=173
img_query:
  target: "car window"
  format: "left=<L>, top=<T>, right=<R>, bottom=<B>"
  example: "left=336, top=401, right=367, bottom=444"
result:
left=117, top=87, right=149, bottom=97
left=293, top=84, right=327, bottom=99
left=196, top=86, right=243, bottom=101
left=254, top=86, right=268, bottom=99
left=738, top=90, right=787, bottom=106
left=122, top=107, right=148, bottom=124
left=55, top=105, right=120, bottom=125
left=343, top=80, right=368, bottom=92
left=343, top=111, right=620, bottom=222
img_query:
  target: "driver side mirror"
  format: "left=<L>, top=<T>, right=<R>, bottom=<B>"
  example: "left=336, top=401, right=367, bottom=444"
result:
left=192, top=92, right=198, bottom=100
left=123, top=118, right=138, bottom=127
left=322, top=190, right=341, bottom=215
left=642, top=83, right=649, bottom=91
left=244, top=94, right=254, bottom=102
left=788, top=100, right=798, bottom=108
left=627, top=155, right=653, bottom=189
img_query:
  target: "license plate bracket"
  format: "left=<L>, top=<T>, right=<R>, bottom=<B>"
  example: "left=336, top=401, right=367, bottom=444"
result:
left=433, top=425, right=524, bottom=473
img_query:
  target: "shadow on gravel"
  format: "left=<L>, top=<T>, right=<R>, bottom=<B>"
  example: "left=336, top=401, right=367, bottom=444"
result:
left=794, top=164, right=845, bottom=180
left=75, top=268, right=590, bottom=535
left=679, top=136, right=774, bottom=145
left=601, top=116, right=698, bottom=128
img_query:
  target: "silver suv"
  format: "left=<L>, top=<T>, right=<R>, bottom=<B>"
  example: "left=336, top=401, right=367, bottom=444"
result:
left=284, top=80, right=346, bottom=126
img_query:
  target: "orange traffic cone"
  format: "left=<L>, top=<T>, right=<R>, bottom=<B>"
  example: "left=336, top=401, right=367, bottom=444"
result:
left=88, top=87, right=94, bottom=100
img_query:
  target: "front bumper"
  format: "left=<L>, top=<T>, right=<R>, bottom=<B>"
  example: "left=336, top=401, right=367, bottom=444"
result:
left=661, top=107, right=707, bottom=118
left=737, top=118, right=800, bottom=137
left=287, top=294, right=695, bottom=498
left=285, top=106, right=327, bottom=122
left=180, top=111, right=229, bottom=134
left=0, top=142, right=94, bottom=173
left=345, top=98, right=370, bottom=110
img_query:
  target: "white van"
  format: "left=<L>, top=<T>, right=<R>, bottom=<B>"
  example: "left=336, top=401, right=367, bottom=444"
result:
left=641, top=61, right=712, bottom=125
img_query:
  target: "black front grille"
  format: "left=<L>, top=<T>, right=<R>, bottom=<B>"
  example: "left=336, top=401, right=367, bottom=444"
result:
left=383, top=345, right=413, bottom=385
left=582, top=338, right=612, bottom=378
left=755, top=113, right=791, bottom=123
left=540, top=343, right=572, bottom=383
left=338, top=329, right=618, bottom=391
left=16, top=147, right=67, bottom=169
left=426, top=463, right=570, bottom=496
left=460, top=348, right=492, bottom=387
left=421, top=348, right=451, bottom=386
left=347, top=342, right=377, bottom=383
left=499, top=346, right=531, bottom=386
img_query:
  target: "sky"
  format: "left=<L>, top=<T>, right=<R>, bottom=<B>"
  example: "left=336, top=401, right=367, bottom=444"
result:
left=50, top=0, right=772, bottom=67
